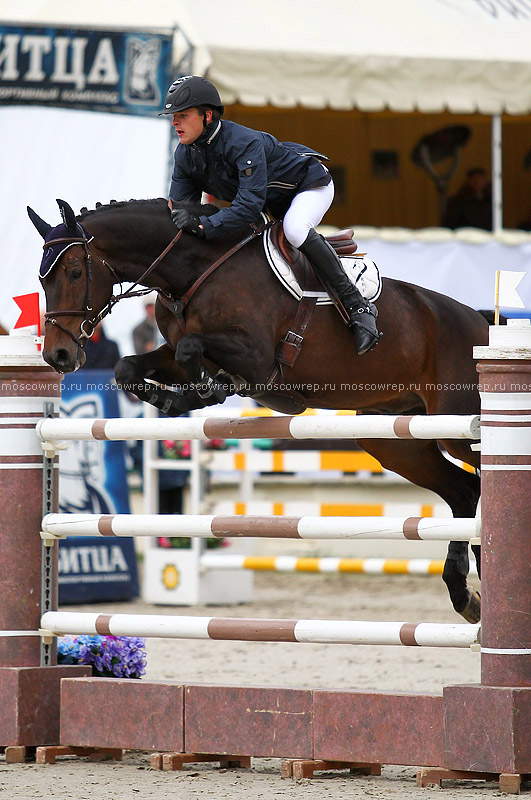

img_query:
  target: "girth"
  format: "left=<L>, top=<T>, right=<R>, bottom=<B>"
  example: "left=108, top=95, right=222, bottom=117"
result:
left=271, top=225, right=359, bottom=374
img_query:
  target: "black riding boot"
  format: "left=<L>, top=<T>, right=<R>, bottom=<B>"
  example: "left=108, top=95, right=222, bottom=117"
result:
left=298, top=229, right=382, bottom=355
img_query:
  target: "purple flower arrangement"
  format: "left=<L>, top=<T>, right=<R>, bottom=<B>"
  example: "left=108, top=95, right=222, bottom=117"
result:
left=57, top=635, right=147, bottom=678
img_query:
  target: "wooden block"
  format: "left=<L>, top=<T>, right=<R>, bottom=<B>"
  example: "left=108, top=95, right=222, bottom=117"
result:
left=292, top=760, right=327, bottom=779
left=162, top=752, right=195, bottom=771
left=150, top=753, right=164, bottom=770
left=416, top=768, right=499, bottom=788
left=280, top=760, right=296, bottom=777
left=161, top=752, right=250, bottom=772
left=5, top=746, right=28, bottom=763
left=36, top=745, right=123, bottom=765
left=499, top=774, right=521, bottom=795
left=36, top=745, right=72, bottom=764
left=289, top=759, right=381, bottom=779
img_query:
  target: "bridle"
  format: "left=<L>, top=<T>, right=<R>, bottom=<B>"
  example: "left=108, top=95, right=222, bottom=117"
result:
left=41, top=229, right=183, bottom=349
left=41, top=219, right=273, bottom=349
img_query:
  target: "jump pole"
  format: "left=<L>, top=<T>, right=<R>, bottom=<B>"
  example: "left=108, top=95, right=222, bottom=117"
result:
left=0, top=332, right=88, bottom=757
left=36, top=412, right=480, bottom=442
left=200, top=553, right=476, bottom=576
left=41, top=610, right=479, bottom=648
left=40, top=512, right=479, bottom=541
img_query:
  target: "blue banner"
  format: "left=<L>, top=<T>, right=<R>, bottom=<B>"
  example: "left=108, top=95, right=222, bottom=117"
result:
left=0, top=24, right=173, bottom=116
left=59, top=370, right=139, bottom=603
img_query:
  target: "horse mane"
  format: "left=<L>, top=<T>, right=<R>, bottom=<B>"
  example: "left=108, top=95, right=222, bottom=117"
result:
left=77, top=198, right=219, bottom=220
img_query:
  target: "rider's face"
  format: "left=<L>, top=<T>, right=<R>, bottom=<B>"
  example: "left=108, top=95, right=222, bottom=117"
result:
left=172, top=108, right=212, bottom=144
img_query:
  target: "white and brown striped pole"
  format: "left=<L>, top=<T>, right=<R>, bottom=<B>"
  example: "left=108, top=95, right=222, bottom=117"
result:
left=36, top=413, right=480, bottom=443
left=475, top=319, right=531, bottom=687
left=0, top=332, right=62, bottom=667
left=40, top=610, right=480, bottom=649
left=41, top=512, right=479, bottom=541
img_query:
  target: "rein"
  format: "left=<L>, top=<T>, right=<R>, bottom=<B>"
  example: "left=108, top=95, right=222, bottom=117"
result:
left=165, top=223, right=273, bottom=332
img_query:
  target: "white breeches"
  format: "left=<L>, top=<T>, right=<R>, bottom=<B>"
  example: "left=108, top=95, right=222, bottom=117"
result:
left=282, top=180, right=335, bottom=248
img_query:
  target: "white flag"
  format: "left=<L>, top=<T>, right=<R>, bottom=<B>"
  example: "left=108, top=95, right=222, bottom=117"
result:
left=497, top=270, right=526, bottom=309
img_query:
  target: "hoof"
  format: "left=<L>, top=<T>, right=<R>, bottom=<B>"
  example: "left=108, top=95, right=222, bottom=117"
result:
left=460, top=589, right=481, bottom=624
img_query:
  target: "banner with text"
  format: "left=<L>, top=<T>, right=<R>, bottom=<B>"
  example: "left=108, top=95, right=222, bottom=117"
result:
left=0, top=24, right=173, bottom=115
left=59, top=370, right=139, bottom=603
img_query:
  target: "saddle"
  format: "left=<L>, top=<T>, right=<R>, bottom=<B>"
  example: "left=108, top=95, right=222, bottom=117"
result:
left=271, top=224, right=359, bottom=293
left=262, top=223, right=368, bottom=373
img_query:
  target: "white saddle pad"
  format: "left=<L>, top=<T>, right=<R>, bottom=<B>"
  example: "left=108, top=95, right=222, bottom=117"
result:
left=263, top=229, right=382, bottom=305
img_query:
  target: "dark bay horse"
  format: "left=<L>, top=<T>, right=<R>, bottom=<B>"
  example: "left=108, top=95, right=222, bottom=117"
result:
left=29, top=198, right=488, bottom=623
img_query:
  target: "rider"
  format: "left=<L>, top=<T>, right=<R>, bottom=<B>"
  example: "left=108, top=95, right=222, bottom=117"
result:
left=160, top=75, right=381, bottom=355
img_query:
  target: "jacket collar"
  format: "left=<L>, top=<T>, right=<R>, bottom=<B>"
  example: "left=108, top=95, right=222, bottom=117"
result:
left=196, top=119, right=222, bottom=146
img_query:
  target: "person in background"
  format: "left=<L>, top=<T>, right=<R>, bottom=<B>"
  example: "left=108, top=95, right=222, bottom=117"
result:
left=82, top=323, right=121, bottom=370
left=442, top=167, right=492, bottom=231
left=132, top=295, right=159, bottom=355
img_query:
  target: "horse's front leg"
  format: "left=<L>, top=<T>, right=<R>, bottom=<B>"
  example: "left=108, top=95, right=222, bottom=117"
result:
left=114, top=345, right=212, bottom=416
left=175, top=333, right=244, bottom=406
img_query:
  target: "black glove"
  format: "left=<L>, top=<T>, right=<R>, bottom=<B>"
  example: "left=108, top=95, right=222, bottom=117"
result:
left=171, top=208, right=205, bottom=237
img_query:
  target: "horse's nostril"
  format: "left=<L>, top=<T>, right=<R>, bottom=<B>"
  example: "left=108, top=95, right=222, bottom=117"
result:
left=55, top=348, right=71, bottom=366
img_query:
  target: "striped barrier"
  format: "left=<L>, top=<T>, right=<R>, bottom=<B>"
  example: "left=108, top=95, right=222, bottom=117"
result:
left=208, top=500, right=449, bottom=517
left=40, top=610, right=480, bottom=649
left=41, top=513, right=480, bottom=541
left=204, top=449, right=387, bottom=474
left=202, top=448, right=476, bottom=475
left=36, top=413, right=480, bottom=443
left=200, top=553, right=478, bottom=576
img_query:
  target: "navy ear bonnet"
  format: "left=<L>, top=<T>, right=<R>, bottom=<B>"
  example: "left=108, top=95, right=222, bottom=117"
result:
left=39, top=221, right=92, bottom=279
left=27, top=200, right=93, bottom=278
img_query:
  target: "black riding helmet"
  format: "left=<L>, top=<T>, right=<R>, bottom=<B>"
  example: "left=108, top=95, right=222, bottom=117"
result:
left=159, top=75, right=224, bottom=116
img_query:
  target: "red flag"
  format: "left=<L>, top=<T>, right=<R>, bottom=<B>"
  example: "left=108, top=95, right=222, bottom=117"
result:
left=13, top=293, right=41, bottom=336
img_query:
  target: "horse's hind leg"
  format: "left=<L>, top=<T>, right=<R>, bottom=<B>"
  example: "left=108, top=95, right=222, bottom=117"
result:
left=359, top=438, right=481, bottom=623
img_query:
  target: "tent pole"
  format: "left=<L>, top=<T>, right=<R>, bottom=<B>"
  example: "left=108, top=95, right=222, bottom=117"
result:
left=492, top=114, right=503, bottom=232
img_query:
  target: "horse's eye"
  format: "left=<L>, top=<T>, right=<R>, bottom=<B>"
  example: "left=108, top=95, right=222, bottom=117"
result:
left=68, top=268, right=83, bottom=282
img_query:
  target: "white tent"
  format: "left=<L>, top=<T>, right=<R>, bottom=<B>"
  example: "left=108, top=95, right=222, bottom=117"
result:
left=1, top=0, right=530, bottom=353
left=2, top=0, right=531, bottom=113
left=190, top=0, right=531, bottom=114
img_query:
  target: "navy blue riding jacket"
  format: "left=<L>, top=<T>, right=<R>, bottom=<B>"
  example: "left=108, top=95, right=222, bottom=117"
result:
left=169, top=119, right=331, bottom=240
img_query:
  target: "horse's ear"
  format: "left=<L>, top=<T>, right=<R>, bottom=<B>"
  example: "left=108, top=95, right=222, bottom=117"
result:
left=27, top=206, right=52, bottom=239
left=56, top=199, right=77, bottom=232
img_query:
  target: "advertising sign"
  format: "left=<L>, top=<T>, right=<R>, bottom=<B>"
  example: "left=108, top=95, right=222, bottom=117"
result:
left=59, top=370, right=139, bottom=603
left=0, top=23, right=173, bottom=115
